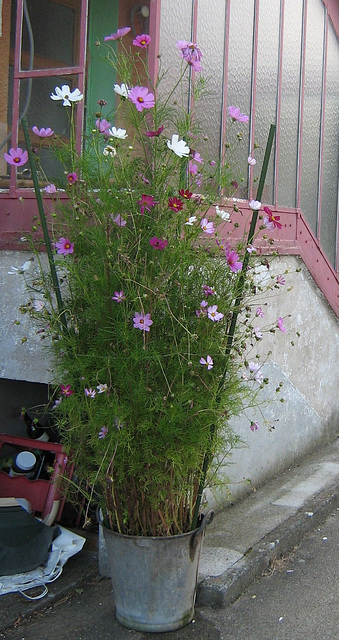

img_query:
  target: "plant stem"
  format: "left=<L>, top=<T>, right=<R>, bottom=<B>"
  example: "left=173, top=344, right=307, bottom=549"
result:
left=191, top=123, right=276, bottom=531
left=21, top=117, right=68, bottom=332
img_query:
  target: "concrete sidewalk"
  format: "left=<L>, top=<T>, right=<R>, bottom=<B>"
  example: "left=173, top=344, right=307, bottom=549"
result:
left=1, top=437, right=339, bottom=633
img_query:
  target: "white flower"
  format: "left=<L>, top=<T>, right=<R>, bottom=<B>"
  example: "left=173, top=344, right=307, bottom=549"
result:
left=109, top=127, right=128, bottom=139
left=32, top=300, right=45, bottom=311
left=248, top=156, right=256, bottom=166
left=215, top=205, right=231, bottom=222
left=103, top=145, right=117, bottom=157
left=114, top=83, right=129, bottom=98
left=249, top=199, right=261, bottom=211
left=185, top=216, right=197, bottom=226
left=50, top=85, right=83, bottom=107
left=167, top=134, right=190, bottom=158
left=96, top=383, right=108, bottom=394
left=8, top=260, right=32, bottom=275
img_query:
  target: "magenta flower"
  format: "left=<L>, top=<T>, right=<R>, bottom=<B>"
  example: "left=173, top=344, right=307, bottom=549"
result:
left=67, top=172, right=78, bottom=185
left=128, top=86, right=155, bottom=112
left=99, top=426, right=108, bottom=439
left=225, top=247, right=242, bottom=272
left=250, top=421, right=259, bottom=431
left=256, top=307, right=265, bottom=318
left=146, top=125, right=164, bottom=137
left=276, top=275, right=286, bottom=285
left=112, top=291, right=125, bottom=303
left=104, top=27, right=131, bottom=41
left=177, top=41, right=203, bottom=72
left=44, top=184, right=57, bottom=194
left=149, top=236, right=168, bottom=250
left=200, top=218, right=215, bottom=234
left=277, top=317, right=287, bottom=333
left=133, top=34, right=151, bottom=48
left=4, top=147, right=28, bottom=166
left=133, top=312, right=153, bottom=332
left=263, top=206, right=282, bottom=230
left=207, top=305, right=224, bottom=322
left=200, top=355, right=214, bottom=370
left=137, top=194, right=157, bottom=215
left=228, top=106, right=249, bottom=123
left=112, top=214, right=127, bottom=227
left=95, top=118, right=111, bottom=134
left=32, top=126, right=54, bottom=137
left=203, top=285, right=216, bottom=297
left=60, top=384, right=73, bottom=397
left=55, top=237, right=74, bottom=255
left=168, top=196, right=183, bottom=212
left=179, top=188, right=193, bottom=200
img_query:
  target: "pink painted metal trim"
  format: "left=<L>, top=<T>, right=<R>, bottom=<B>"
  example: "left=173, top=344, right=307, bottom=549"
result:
left=296, top=0, right=307, bottom=210
left=16, top=66, right=85, bottom=79
left=75, top=0, right=89, bottom=153
left=148, top=0, right=162, bottom=84
left=322, top=0, right=339, bottom=36
left=220, top=0, right=230, bottom=162
left=248, top=0, right=259, bottom=199
left=274, top=0, right=284, bottom=207
left=317, top=8, right=329, bottom=242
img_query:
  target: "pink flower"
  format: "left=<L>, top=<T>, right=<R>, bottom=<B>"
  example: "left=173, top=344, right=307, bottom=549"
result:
left=207, top=305, right=224, bottom=322
left=112, top=291, right=125, bottom=303
left=60, top=384, right=73, bottom=396
left=192, top=151, right=204, bottom=164
left=149, top=236, right=168, bottom=250
left=112, top=214, right=127, bottom=226
left=133, top=34, right=151, bottom=47
left=256, top=307, right=265, bottom=318
left=4, top=147, right=28, bottom=166
left=128, top=86, right=155, bottom=112
left=99, top=426, right=108, bottom=439
left=137, top=194, right=157, bottom=215
left=44, top=184, right=57, bottom=194
left=104, top=27, right=131, bottom=41
left=228, top=106, right=249, bottom=123
left=177, top=40, right=203, bottom=72
left=200, top=218, right=215, bottom=234
left=189, top=161, right=198, bottom=176
left=246, top=244, right=257, bottom=254
left=225, top=247, right=242, bottom=272
left=277, top=316, right=287, bottom=333
left=276, top=275, right=286, bottom=285
left=95, top=118, right=111, bottom=134
left=248, top=362, right=263, bottom=383
left=254, top=327, right=263, bottom=340
left=203, top=285, right=216, bottom=297
left=250, top=421, right=259, bottom=431
left=32, top=126, right=54, bottom=137
left=168, top=196, right=183, bottom=212
left=55, top=237, right=74, bottom=255
left=133, top=312, right=153, bottom=332
left=67, top=172, right=78, bottom=185
left=146, top=125, right=164, bottom=137
left=248, top=156, right=256, bottom=166
left=85, top=388, right=96, bottom=398
left=196, top=300, right=208, bottom=317
left=263, top=206, right=282, bottom=230
left=200, top=355, right=214, bottom=370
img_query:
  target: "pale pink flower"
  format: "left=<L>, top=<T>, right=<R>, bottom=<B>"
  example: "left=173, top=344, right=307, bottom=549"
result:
left=44, top=184, right=57, bottom=194
left=248, top=156, right=256, bottom=166
left=133, top=312, right=153, bottom=332
left=200, top=355, right=214, bottom=370
left=99, top=426, right=108, bottom=439
left=128, top=86, right=155, bottom=112
left=112, top=214, right=127, bottom=227
left=228, top=106, right=249, bottom=123
left=203, top=285, right=216, bottom=297
left=249, top=199, right=261, bottom=211
left=177, top=40, right=203, bottom=72
left=67, top=172, right=78, bottom=185
left=207, top=305, right=224, bottom=322
left=247, top=244, right=257, bottom=253
left=112, top=291, right=125, bottom=303
left=104, top=27, right=131, bottom=41
left=4, top=147, right=28, bottom=166
left=85, top=388, right=96, bottom=398
left=256, top=307, right=265, bottom=317
left=200, top=218, right=215, bottom=234
left=196, top=300, right=208, bottom=317
left=95, top=118, right=111, bottom=134
left=277, top=317, right=287, bottom=333
left=276, top=275, right=286, bottom=285
left=254, top=327, right=263, bottom=340
left=32, top=126, right=54, bottom=137
left=250, top=421, right=259, bottom=431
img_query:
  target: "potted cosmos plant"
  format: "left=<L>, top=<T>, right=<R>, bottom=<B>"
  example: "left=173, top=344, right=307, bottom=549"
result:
left=9, top=26, right=281, bottom=632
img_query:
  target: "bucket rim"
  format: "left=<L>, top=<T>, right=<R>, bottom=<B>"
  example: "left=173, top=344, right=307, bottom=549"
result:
left=101, top=509, right=214, bottom=542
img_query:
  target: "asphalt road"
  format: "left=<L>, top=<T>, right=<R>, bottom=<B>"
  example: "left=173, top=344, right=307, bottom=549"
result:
left=1, top=508, right=339, bottom=640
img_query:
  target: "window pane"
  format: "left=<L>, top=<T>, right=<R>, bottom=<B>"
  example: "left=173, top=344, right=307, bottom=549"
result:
left=19, top=0, right=81, bottom=70
left=278, top=0, right=303, bottom=208
left=300, top=0, right=325, bottom=234
left=158, top=0, right=193, bottom=103
left=321, top=22, right=339, bottom=266
left=196, top=0, right=227, bottom=162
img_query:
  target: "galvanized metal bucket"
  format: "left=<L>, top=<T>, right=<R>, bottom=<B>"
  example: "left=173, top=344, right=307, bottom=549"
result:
left=102, top=510, right=214, bottom=633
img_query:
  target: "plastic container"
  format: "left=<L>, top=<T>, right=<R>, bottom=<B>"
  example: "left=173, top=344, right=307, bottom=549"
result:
left=9, top=451, right=37, bottom=479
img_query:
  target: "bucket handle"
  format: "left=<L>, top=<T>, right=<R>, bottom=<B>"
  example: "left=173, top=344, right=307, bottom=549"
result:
left=190, top=509, right=214, bottom=550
